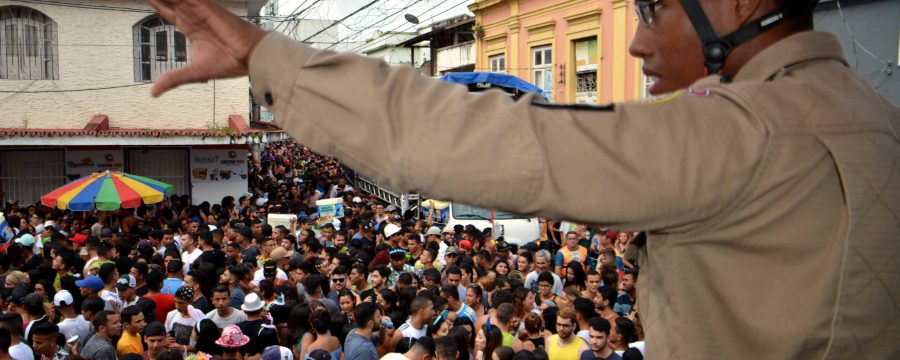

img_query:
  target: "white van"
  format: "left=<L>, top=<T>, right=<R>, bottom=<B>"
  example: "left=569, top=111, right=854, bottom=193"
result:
left=422, top=200, right=540, bottom=246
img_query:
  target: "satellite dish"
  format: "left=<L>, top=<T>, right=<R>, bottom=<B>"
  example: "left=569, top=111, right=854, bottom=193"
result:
left=404, top=14, right=420, bottom=24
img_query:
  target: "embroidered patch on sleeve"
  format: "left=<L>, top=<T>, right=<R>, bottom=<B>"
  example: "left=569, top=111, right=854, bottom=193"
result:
left=688, top=88, right=712, bottom=96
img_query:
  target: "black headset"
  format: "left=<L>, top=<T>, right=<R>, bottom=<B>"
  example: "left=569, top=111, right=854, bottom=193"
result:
left=678, top=0, right=820, bottom=80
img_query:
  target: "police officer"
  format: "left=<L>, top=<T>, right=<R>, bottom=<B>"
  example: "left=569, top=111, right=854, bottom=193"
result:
left=147, top=0, right=899, bottom=358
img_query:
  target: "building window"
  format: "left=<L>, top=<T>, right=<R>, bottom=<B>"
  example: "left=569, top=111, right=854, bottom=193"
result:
left=489, top=54, right=505, bottom=73
left=573, top=37, right=598, bottom=104
left=0, top=6, right=58, bottom=80
left=531, top=45, right=553, bottom=101
left=134, top=15, right=191, bottom=82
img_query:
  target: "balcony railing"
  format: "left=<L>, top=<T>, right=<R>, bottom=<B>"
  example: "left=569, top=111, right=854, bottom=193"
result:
left=436, top=41, right=475, bottom=73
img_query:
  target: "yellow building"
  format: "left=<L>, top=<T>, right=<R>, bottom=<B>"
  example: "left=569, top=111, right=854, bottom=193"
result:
left=469, top=0, right=647, bottom=104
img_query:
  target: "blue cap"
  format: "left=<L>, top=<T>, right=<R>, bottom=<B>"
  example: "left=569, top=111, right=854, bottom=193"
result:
left=75, top=276, right=104, bottom=292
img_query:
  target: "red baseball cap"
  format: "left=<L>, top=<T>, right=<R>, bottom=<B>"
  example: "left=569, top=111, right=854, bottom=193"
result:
left=605, top=230, right=618, bottom=239
left=69, top=233, right=87, bottom=244
left=459, top=240, right=473, bottom=250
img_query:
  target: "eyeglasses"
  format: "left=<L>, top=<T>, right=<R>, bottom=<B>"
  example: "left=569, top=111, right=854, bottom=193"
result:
left=635, top=0, right=663, bottom=25
left=332, top=278, right=346, bottom=282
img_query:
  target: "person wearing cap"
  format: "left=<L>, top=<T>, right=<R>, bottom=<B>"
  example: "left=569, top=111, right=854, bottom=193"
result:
left=253, top=256, right=289, bottom=286
left=75, top=275, right=105, bottom=299
left=387, top=248, right=415, bottom=288
left=53, top=289, right=91, bottom=343
left=118, top=274, right=157, bottom=324
left=442, top=246, right=461, bottom=271
left=235, top=226, right=260, bottom=265
left=161, top=259, right=185, bottom=296
left=262, top=345, right=295, bottom=360
left=165, top=286, right=205, bottom=348
left=13, top=234, right=43, bottom=272
left=236, top=292, right=269, bottom=354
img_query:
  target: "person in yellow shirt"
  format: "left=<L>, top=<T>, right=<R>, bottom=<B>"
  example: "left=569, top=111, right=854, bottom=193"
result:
left=547, top=308, right=590, bottom=360
left=116, top=305, right=147, bottom=357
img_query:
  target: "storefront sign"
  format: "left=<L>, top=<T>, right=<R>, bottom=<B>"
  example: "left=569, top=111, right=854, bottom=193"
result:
left=65, top=149, right=124, bottom=181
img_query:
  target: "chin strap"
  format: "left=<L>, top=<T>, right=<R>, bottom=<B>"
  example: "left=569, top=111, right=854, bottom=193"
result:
left=678, top=0, right=819, bottom=80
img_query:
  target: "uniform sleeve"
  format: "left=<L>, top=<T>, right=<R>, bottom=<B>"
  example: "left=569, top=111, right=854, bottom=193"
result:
left=249, top=32, right=769, bottom=231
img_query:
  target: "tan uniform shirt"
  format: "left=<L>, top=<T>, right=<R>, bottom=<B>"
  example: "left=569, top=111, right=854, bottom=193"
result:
left=248, top=31, right=899, bottom=359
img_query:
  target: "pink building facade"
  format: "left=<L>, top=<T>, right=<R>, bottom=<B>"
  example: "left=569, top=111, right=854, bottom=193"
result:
left=470, top=0, right=647, bottom=104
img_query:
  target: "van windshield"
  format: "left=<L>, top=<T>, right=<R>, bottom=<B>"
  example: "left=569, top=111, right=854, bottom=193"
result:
left=451, top=203, right=528, bottom=220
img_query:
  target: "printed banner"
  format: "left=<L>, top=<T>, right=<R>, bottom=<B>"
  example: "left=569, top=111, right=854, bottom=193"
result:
left=190, top=149, right=248, bottom=183
left=65, top=149, right=124, bottom=181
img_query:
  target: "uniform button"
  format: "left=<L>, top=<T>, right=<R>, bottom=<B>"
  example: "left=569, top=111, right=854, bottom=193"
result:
left=264, top=92, right=274, bottom=106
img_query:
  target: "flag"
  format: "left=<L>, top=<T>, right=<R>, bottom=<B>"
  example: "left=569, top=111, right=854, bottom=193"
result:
left=0, top=212, right=14, bottom=243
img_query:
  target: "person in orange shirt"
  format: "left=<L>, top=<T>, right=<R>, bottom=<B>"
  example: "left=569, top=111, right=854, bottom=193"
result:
left=116, top=305, right=147, bottom=357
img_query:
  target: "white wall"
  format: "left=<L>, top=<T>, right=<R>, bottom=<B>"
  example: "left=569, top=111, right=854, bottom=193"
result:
left=436, top=41, right=475, bottom=72
left=0, top=0, right=251, bottom=130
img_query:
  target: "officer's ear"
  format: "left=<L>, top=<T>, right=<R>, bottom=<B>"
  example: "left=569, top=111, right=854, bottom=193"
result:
left=734, top=0, right=763, bottom=22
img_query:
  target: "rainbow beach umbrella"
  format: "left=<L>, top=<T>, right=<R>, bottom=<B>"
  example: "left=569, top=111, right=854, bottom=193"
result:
left=41, top=171, right=173, bottom=211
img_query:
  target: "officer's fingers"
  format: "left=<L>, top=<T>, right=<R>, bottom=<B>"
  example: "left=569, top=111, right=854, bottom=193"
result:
left=152, top=66, right=206, bottom=98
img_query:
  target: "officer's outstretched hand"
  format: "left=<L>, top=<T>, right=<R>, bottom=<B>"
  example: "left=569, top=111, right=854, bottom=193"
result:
left=147, top=0, right=267, bottom=97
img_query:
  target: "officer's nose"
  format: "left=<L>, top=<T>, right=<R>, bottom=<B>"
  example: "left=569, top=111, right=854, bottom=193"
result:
left=629, top=22, right=654, bottom=60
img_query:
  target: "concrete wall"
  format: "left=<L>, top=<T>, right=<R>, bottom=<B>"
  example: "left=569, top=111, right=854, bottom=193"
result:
left=0, top=0, right=251, bottom=130
left=815, top=0, right=899, bottom=106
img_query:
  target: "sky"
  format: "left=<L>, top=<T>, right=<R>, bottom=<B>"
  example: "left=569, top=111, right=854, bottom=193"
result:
left=271, top=0, right=474, bottom=44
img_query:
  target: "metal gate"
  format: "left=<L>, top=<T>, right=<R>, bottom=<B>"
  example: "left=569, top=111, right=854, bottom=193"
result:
left=126, top=148, right=189, bottom=197
left=0, top=149, right=66, bottom=205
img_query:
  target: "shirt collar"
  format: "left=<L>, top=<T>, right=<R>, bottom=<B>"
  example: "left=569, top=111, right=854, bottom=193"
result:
left=734, top=31, right=848, bottom=82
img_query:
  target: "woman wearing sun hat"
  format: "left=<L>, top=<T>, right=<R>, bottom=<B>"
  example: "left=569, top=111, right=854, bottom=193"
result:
left=216, top=325, right=250, bottom=360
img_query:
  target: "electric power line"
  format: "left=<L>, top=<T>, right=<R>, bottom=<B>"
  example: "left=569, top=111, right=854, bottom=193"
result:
left=323, top=0, right=424, bottom=50
left=300, top=0, right=381, bottom=43
left=0, top=83, right=152, bottom=93
left=273, top=0, right=312, bottom=33
left=345, top=0, right=471, bottom=53
left=10, top=0, right=272, bottom=18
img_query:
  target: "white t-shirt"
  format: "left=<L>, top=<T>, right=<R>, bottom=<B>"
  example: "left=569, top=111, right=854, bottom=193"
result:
left=577, top=329, right=590, bottom=343
left=204, top=308, right=248, bottom=329
left=397, top=320, right=428, bottom=339
left=83, top=256, right=99, bottom=277
left=9, top=342, right=34, bottom=360
left=58, top=315, right=91, bottom=343
left=165, top=306, right=204, bottom=346
left=182, top=248, right=203, bottom=272
left=251, top=268, right=288, bottom=286
left=100, top=289, right=123, bottom=311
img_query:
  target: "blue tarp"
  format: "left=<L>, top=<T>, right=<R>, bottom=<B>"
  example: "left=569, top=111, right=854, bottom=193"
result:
left=439, top=72, right=547, bottom=98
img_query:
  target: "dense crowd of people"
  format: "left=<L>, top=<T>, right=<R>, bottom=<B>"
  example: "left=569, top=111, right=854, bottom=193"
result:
left=0, top=140, right=644, bottom=360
